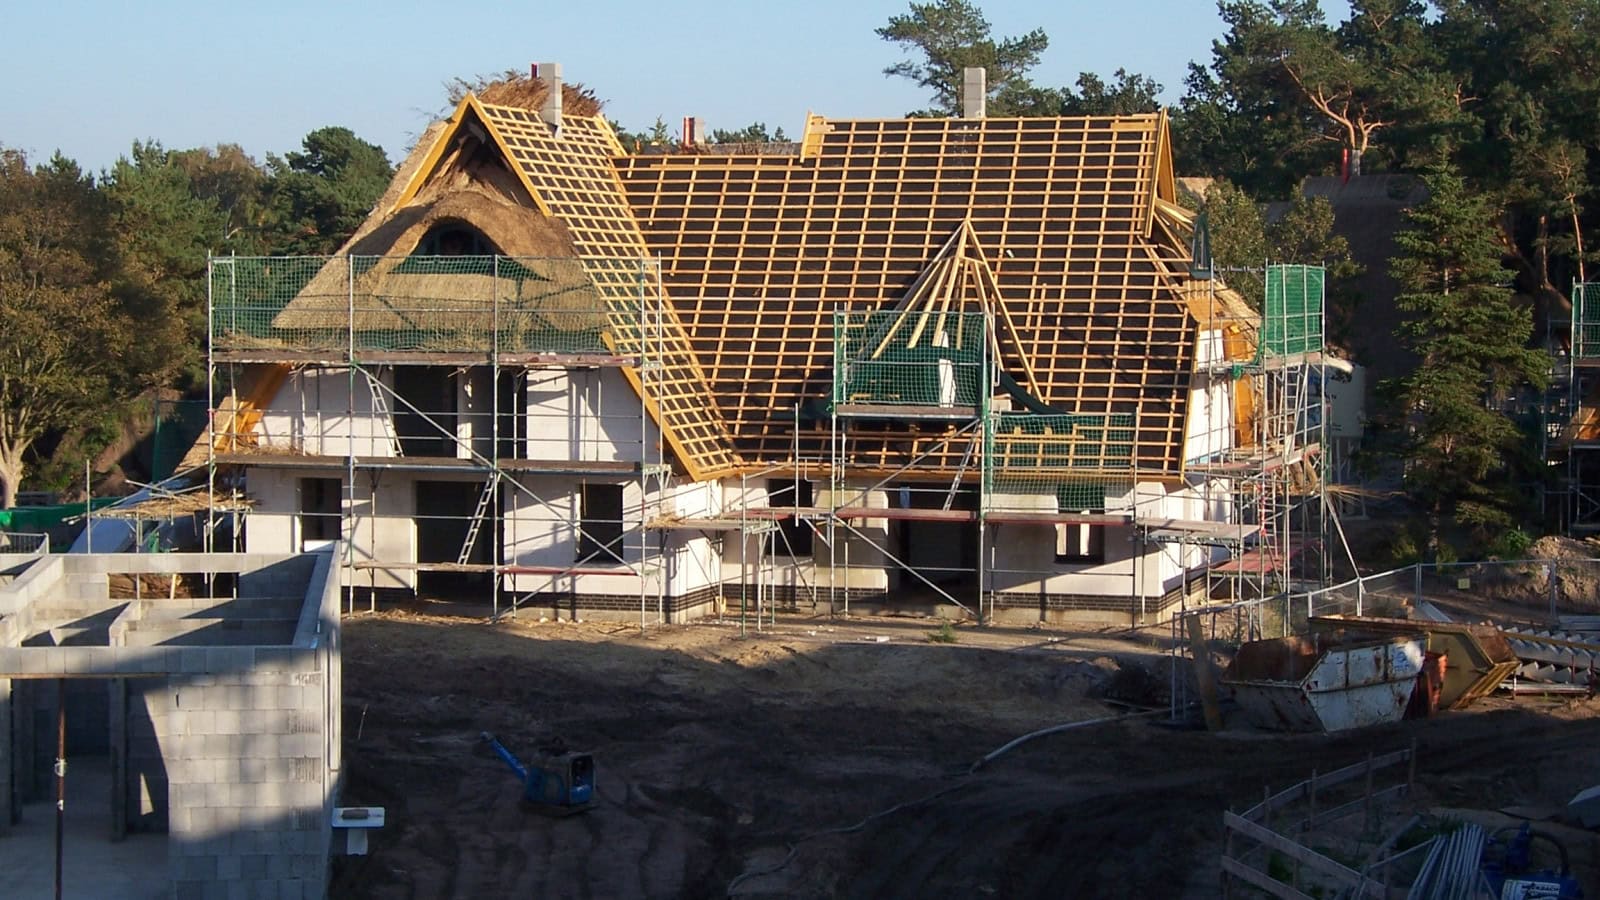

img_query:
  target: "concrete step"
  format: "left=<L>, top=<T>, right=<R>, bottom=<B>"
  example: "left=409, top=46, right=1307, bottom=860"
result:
left=135, top=596, right=301, bottom=621
left=21, top=625, right=111, bottom=647
left=121, top=617, right=298, bottom=647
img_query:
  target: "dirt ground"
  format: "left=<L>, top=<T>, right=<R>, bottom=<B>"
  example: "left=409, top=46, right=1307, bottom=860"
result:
left=328, top=607, right=1600, bottom=899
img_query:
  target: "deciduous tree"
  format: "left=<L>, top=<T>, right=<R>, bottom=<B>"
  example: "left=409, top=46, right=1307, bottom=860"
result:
left=0, top=150, right=159, bottom=507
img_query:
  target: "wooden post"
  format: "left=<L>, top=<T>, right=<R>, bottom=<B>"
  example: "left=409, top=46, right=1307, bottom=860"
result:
left=1308, top=768, right=1319, bottom=826
left=1298, top=768, right=1317, bottom=889
left=1221, top=804, right=1234, bottom=900
left=1187, top=613, right=1225, bottom=731
left=1363, top=751, right=1375, bottom=835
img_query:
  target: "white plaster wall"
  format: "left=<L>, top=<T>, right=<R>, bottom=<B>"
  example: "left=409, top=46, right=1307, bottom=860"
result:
left=244, top=466, right=420, bottom=590
left=501, top=475, right=713, bottom=599
left=256, top=367, right=399, bottom=457
left=809, top=484, right=889, bottom=591
left=525, top=368, right=658, bottom=462
left=1184, top=327, right=1237, bottom=466
left=347, top=471, right=420, bottom=591
left=658, top=480, right=721, bottom=601
left=987, top=481, right=1171, bottom=600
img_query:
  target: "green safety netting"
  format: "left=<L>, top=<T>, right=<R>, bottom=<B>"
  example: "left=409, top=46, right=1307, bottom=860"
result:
left=986, top=413, right=1135, bottom=511
left=1575, top=283, right=1600, bottom=359
left=209, top=255, right=653, bottom=356
left=832, top=311, right=988, bottom=407
left=1262, top=264, right=1325, bottom=357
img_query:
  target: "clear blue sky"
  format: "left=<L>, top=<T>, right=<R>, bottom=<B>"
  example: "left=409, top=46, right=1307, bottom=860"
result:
left=0, top=0, right=1352, bottom=173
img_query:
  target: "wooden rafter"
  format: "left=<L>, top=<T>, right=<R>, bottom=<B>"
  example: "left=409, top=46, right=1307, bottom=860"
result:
left=470, top=100, right=743, bottom=480
left=620, top=113, right=1196, bottom=474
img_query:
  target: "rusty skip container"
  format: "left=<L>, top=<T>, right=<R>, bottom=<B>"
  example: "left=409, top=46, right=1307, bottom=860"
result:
left=1309, top=615, right=1519, bottom=709
left=1222, top=634, right=1425, bottom=733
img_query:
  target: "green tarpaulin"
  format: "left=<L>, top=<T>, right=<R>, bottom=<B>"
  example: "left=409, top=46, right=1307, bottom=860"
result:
left=0, top=498, right=121, bottom=533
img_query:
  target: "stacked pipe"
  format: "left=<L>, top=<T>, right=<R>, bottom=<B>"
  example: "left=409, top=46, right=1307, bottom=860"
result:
left=1404, top=823, right=1488, bottom=900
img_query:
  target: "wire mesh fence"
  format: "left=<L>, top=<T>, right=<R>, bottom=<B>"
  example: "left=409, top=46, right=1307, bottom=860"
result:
left=209, top=255, right=659, bottom=357
left=1269, top=559, right=1600, bottom=630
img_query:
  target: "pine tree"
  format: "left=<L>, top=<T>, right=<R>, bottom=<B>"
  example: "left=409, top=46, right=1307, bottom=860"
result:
left=1391, top=163, right=1548, bottom=555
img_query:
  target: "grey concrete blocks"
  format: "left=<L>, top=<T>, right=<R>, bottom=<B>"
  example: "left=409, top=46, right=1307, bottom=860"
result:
left=3, top=551, right=338, bottom=898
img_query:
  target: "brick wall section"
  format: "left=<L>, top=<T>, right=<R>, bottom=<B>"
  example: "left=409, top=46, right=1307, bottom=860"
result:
left=514, top=584, right=722, bottom=621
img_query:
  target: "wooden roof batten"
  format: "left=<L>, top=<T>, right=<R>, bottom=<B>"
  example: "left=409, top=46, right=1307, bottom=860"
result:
left=255, top=92, right=1208, bottom=482
left=620, top=109, right=1200, bottom=475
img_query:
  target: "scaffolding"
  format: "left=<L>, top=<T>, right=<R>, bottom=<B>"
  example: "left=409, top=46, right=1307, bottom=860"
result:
left=1165, top=264, right=1333, bottom=628
left=823, top=309, right=1154, bottom=623
left=198, top=252, right=1333, bottom=629
left=203, top=254, right=671, bottom=626
left=1560, top=282, right=1600, bottom=531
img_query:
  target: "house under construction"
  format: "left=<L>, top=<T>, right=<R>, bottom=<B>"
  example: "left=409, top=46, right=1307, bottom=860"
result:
left=194, top=66, right=1333, bottom=626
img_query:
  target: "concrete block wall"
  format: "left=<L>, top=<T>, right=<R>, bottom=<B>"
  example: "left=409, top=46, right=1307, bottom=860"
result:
left=0, top=551, right=340, bottom=897
left=121, top=677, right=170, bottom=833
left=166, top=657, right=331, bottom=900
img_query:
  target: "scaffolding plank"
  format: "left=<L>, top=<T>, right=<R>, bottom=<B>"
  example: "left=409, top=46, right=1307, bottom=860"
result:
left=215, top=453, right=657, bottom=476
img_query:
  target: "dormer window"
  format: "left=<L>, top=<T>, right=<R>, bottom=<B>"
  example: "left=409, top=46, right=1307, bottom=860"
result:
left=416, top=222, right=495, bottom=256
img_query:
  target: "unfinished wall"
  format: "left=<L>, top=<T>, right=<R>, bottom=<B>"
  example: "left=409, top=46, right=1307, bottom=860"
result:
left=257, top=367, right=399, bottom=457
left=503, top=475, right=719, bottom=621
left=525, top=367, right=655, bottom=462
left=0, top=552, right=342, bottom=899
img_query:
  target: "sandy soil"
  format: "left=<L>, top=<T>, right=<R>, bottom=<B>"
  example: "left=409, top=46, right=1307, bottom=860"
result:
left=328, top=609, right=1600, bottom=899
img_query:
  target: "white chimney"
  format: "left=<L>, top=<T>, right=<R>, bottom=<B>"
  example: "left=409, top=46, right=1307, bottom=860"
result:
left=962, top=67, right=986, bottom=120
left=682, top=116, right=707, bottom=148
left=534, top=62, right=562, bottom=132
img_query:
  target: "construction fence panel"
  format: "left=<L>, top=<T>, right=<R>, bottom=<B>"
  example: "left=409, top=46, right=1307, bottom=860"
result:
left=832, top=311, right=987, bottom=408
left=209, top=256, right=648, bottom=357
left=1418, top=559, right=1600, bottom=619
left=0, top=531, right=49, bottom=554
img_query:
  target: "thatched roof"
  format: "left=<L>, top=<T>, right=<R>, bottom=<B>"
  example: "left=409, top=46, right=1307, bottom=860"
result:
left=267, top=81, right=610, bottom=341
left=270, top=189, right=603, bottom=335
left=474, top=77, right=604, bottom=117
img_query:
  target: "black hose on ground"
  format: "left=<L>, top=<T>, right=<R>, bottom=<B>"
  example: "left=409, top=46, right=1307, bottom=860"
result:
left=725, top=709, right=1158, bottom=895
